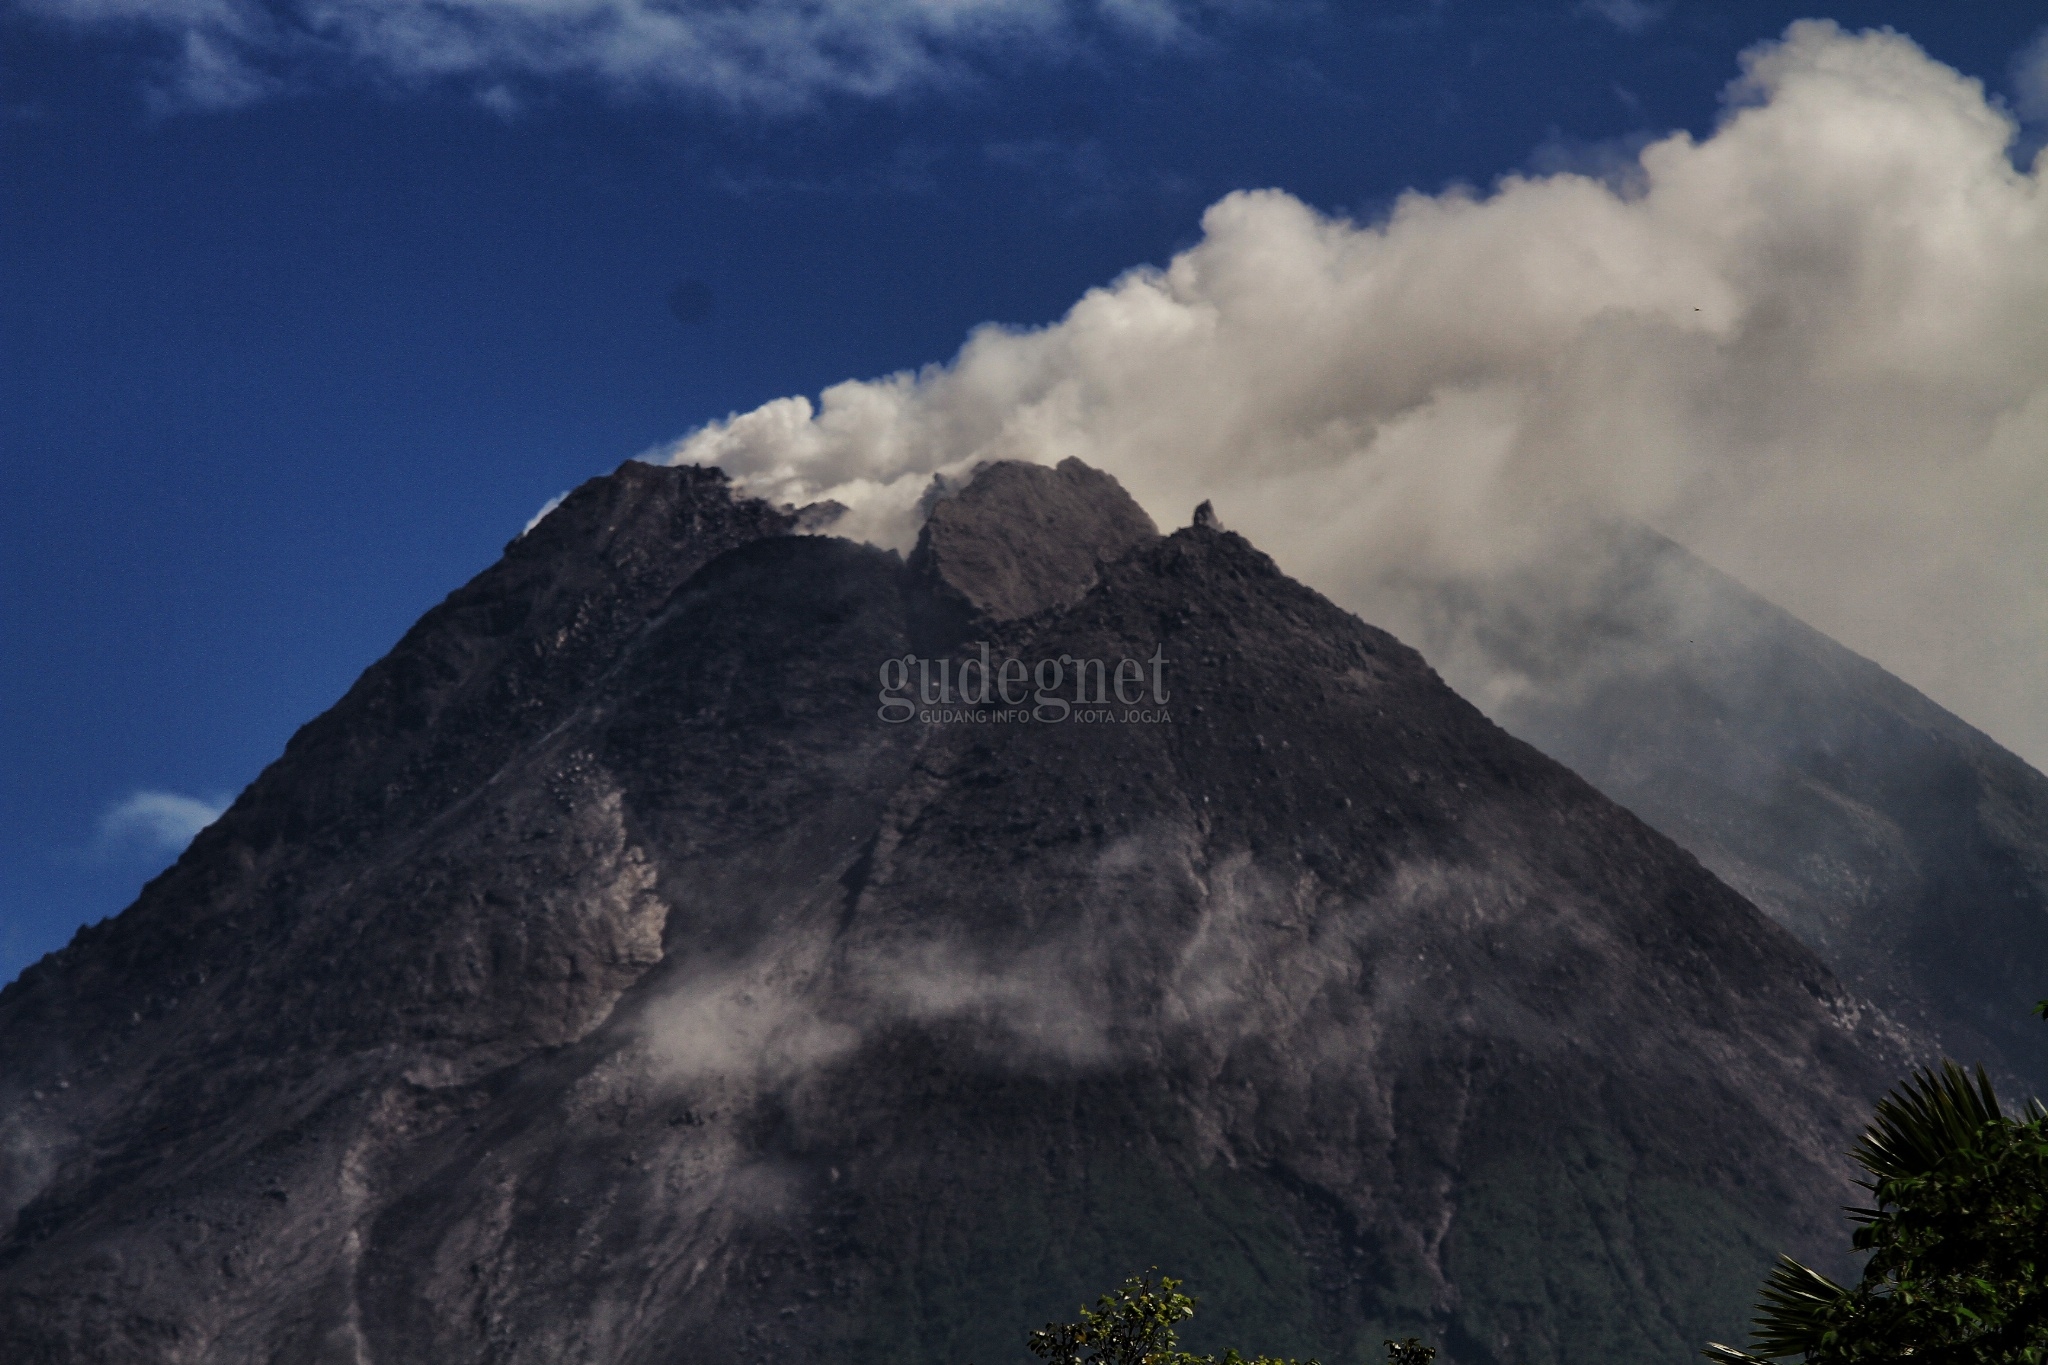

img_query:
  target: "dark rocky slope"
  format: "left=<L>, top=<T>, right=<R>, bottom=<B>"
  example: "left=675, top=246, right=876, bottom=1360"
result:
left=2, top=464, right=1906, bottom=1365
left=1461, top=528, right=2048, bottom=1098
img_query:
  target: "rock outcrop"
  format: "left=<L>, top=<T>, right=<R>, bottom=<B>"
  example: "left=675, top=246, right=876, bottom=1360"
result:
left=909, top=457, right=1160, bottom=621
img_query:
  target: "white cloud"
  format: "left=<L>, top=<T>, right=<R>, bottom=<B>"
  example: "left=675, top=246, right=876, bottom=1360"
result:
left=17, top=0, right=1200, bottom=112
left=97, top=789, right=226, bottom=855
left=657, top=22, right=2048, bottom=770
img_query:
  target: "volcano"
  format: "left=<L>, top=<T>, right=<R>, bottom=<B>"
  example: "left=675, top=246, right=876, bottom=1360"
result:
left=1, top=460, right=1906, bottom=1365
left=1449, top=527, right=2048, bottom=1099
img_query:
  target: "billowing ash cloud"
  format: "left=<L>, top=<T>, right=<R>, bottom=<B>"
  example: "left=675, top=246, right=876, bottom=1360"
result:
left=17, top=0, right=1196, bottom=112
left=658, top=22, right=2048, bottom=769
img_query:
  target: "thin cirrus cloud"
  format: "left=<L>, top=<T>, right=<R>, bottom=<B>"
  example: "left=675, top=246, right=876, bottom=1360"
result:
left=12, top=0, right=1201, bottom=111
left=657, top=22, right=2048, bottom=771
left=96, top=790, right=226, bottom=858
left=2015, top=26, right=2048, bottom=123
left=1579, top=0, right=1665, bottom=36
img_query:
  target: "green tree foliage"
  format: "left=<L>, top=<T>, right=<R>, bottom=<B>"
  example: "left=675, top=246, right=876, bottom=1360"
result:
left=1023, top=1273, right=1432, bottom=1365
left=1704, top=1061, right=2048, bottom=1364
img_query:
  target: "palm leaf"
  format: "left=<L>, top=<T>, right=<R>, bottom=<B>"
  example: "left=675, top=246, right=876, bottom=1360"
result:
left=1853, top=1062, right=2005, bottom=1185
left=1700, top=1344, right=1771, bottom=1364
left=1743, top=1255, right=1853, bottom=1359
left=1701, top=1257, right=1851, bottom=1360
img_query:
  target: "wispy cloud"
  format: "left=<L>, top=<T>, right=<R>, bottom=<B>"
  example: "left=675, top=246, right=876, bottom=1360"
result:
left=96, top=789, right=225, bottom=856
left=14, top=0, right=1204, bottom=113
left=520, top=490, right=568, bottom=537
left=1580, top=0, right=1665, bottom=35
left=2015, top=27, right=2048, bottom=123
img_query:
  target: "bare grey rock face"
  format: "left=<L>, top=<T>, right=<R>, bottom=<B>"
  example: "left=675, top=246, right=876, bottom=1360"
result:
left=910, top=458, right=1160, bottom=621
left=0, top=463, right=1908, bottom=1365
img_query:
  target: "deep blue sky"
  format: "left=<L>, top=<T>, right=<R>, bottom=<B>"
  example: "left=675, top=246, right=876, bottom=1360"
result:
left=4, top=0, right=2044, bottom=985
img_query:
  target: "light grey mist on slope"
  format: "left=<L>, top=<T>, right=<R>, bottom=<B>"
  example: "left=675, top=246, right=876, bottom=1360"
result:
left=1422, top=524, right=2048, bottom=1100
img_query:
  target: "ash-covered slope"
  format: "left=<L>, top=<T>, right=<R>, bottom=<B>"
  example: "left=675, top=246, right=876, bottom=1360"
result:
left=2, top=463, right=1904, bottom=1365
left=1467, top=528, right=2048, bottom=1097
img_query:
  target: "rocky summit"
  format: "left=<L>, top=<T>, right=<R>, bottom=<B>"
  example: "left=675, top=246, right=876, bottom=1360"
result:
left=1, top=460, right=1908, bottom=1365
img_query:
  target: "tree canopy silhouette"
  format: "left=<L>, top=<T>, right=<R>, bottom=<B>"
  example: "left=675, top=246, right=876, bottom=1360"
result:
left=1705, top=1018, right=2047, bottom=1365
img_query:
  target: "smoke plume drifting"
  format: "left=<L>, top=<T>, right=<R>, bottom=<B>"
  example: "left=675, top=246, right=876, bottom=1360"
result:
left=656, top=21, right=2048, bottom=768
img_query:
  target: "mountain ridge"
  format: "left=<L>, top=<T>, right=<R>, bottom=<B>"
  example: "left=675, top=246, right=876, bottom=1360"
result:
left=1457, top=525, right=2048, bottom=1099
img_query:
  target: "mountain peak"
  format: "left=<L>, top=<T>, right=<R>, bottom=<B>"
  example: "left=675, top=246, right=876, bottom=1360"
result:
left=909, top=457, right=1159, bottom=622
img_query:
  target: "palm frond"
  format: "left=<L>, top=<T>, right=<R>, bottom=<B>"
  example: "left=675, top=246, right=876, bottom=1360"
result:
left=1853, top=1061, right=2005, bottom=1184
left=1700, top=1344, right=1771, bottom=1364
left=1741, top=1255, right=1852, bottom=1359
